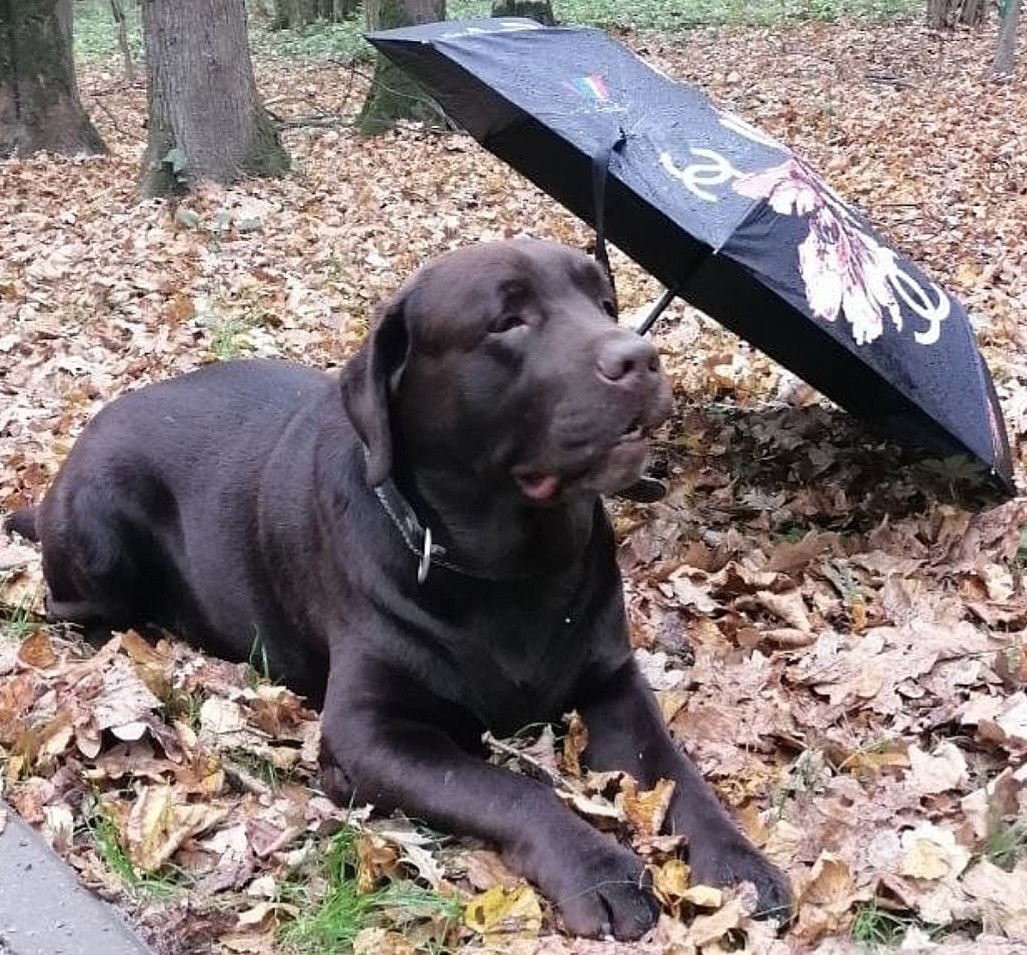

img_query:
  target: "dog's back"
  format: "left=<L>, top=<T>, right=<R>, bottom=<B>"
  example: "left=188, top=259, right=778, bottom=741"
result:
left=10, top=359, right=337, bottom=692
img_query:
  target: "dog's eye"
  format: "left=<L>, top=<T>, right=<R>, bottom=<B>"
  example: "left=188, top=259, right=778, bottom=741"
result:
left=490, top=314, right=526, bottom=335
left=601, top=299, right=618, bottom=319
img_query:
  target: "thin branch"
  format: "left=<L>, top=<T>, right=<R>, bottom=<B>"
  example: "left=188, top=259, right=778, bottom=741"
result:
left=482, top=731, right=573, bottom=792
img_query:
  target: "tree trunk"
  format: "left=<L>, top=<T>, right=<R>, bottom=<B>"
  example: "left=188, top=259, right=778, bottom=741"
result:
left=926, top=0, right=987, bottom=28
left=357, top=0, right=445, bottom=135
left=139, top=0, right=289, bottom=197
left=491, top=0, right=557, bottom=25
left=110, top=0, right=135, bottom=84
left=992, top=0, right=1021, bottom=76
left=0, top=0, right=106, bottom=157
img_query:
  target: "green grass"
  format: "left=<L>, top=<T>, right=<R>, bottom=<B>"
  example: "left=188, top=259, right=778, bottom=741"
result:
left=249, top=631, right=273, bottom=681
left=225, top=746, right=299, bottom=789
left=208, top=316, right=252, bottom=360
left=851, top=901, right=921, bottom=948
left=984, top=816, right=1027, bottom=871
left=1014, top=526, right=1027, bottom=570
left=74, top=0, right=144, bottom=64
left=0, top=589, right=40, bottom=641
left=163, top=686, right=205, bottom=729
left=73, top=0, right=920, bottom=64
left=280, top=827, right=462, bottom=955
left=453, top=0, right=920, bottom=31
left=86, top=802, right=187, bottom=898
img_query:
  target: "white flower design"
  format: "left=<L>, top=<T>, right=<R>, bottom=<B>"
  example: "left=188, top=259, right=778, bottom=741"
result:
left=734, top=158, right=906, bottom=346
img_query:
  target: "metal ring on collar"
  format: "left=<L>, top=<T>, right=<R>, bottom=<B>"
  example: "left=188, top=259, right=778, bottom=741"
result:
left=417, top=525, right=433, bottom=583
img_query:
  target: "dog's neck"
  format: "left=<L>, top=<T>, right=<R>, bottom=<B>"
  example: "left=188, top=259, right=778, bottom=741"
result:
left=384, top=461, right=597, bottom=582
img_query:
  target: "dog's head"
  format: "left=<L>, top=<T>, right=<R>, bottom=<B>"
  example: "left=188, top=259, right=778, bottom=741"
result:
left=342, top=239, right=672, bottom=503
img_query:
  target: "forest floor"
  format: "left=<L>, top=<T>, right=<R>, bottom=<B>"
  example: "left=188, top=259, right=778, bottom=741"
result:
left=2, top=13, right=1027, bottom=955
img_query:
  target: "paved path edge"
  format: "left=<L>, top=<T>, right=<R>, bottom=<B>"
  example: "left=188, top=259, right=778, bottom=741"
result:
left=0, top=802, right=151, bottom=955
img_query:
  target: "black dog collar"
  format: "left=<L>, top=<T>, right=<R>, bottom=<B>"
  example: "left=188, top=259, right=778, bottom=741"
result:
left=372, top=472, right=447, bottom=584
left=366, top=449, right=525, bottom=584
left=366, top=452, right=665, bottom=583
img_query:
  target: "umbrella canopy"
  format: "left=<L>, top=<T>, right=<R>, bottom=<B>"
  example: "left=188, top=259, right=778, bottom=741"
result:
left=368, top=18, right=1014, bottom=493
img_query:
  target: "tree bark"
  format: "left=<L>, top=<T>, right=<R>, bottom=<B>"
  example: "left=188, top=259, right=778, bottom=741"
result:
left=0, top=0, right=106, bottom=157
left=992, top=0, right=1021, bottom=76
left=491, top=0, right=557, bottom=25
left=357, top=0, right=445, bottom=136
left=926, top=0, right=987, bottom=28
left=139, top=0, right=289, bottom=197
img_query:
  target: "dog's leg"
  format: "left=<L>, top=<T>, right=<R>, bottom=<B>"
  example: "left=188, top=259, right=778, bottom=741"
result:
left=578, top=662, right=793, bottom=922
left=35, top=480, right=160, bottom=640
left=319, top=694, right=659, bottom=940
left=4, top=507, right=40, bottom=541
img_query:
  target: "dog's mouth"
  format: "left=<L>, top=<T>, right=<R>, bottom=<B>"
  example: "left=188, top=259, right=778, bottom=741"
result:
left=513, top=418, right=648, bottom=502
left=616, top=419, right=644, bottom=444
left=513, top=472, right=563, bottom=501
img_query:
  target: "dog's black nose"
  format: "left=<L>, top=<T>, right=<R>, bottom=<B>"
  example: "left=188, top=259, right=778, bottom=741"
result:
left=596, top=334, right=660, bottom=384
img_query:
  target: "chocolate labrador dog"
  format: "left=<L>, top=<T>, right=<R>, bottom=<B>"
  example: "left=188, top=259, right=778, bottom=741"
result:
left=5, top=239, right=790, bottom=937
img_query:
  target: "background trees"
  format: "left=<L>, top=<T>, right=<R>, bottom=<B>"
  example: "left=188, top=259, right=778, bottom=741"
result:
left=357, top=0, right=446, bottom=135
left=139, top=0, right=289, bottom=197
left=926, top=0, right=987, bottom=27
left=992, top=0, right=1021, bottom=76
left=491, top=0, right=557, bottom=24
left=0, top=0, right=105, bottom=157
left=267, top=0, right=360, bottom=29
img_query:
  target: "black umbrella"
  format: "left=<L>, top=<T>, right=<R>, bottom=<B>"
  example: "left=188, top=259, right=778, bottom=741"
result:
left=368, top=18, right=1014, bottom=493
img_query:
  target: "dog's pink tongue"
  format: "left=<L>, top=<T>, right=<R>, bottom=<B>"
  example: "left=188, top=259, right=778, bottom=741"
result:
left=516, top=473, right=561, bottom=501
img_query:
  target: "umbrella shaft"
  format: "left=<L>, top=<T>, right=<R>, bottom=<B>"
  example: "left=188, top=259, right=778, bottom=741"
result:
left=637, top=285, right=679, bottom=336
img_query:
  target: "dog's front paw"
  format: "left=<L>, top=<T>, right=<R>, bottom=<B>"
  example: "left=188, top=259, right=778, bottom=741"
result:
left=559, top=845, right=660, bottom=940
left=318, top=749, right=356, bottom=806
left=689, top=835, right=793, bottom=923
left=511, top=838, right=659, bottom=940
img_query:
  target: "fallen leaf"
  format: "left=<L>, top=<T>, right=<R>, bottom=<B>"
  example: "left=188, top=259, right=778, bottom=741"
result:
left=686, top=896, right=745, bottom=947
left=464, top=885, right=543, bottom=942
left=353, top=927, right=417, bottom=955
left=125, top=784, right=228, bottom=873
left=899, top=823, right=972, bottom=881
left=16, top=630, right=58, bottom=670
left=907, top=742, right=969, bottom=795
left=618, top=776, right=675, bottom=837
left=961, top=860, right=1027, bottom=939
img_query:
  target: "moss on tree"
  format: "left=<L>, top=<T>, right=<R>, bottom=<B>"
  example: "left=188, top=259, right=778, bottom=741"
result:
left=356, top=0, right=445, bottom=136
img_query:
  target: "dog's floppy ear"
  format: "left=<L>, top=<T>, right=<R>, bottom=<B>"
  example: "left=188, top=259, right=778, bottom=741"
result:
left=341, top=294, right=410, bottom=487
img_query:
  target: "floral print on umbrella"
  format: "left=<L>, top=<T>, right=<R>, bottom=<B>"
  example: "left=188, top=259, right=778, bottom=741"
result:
left=661, top=107, right=952, bottom=348
left=734, top=156, right=908, bottom=347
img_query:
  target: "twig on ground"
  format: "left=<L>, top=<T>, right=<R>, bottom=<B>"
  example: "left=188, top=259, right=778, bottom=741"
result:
left=87, top=95, right=146, bottom=141
left=481, top=731, right=573, bottom=792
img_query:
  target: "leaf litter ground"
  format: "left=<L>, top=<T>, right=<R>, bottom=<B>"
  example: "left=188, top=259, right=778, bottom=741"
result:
left=2, top=16, right=1027, bottom=955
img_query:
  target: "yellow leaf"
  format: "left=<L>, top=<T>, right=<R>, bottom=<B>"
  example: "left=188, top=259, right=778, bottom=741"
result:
left=17, top=630, right=58, bottom=670
left=651, top=857, right=692, bottom=911
left=899, top=824, right=971, bottom=881
left=562, top=710, right=588, bottom=777
left=619, top=776, right=675, bottom=837
left=682, top=884, right=723, bottom=908
left=954, top=261, right=979, bottom=286
left=464, top=884, right=542, bottom=942
left=38, top=716, right=75, bottom=761
left=356, top=831, right=399, bottom=893
left=850, top=592, right=868, bottom=632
